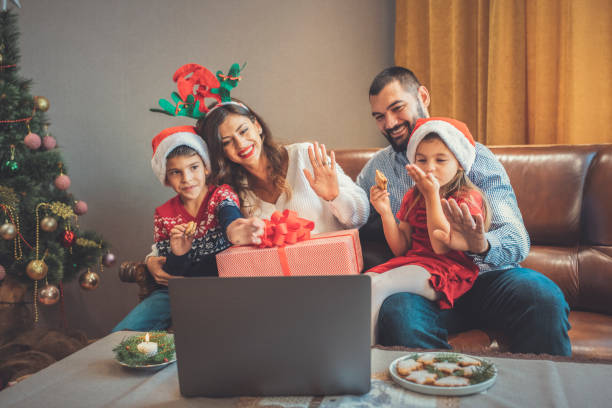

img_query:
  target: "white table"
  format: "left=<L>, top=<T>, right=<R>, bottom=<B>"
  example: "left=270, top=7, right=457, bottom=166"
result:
left=1, top=331, right=611, bottom=407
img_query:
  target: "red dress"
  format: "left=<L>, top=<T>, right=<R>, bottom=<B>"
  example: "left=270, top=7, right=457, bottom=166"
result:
left=368, top=188, right=484, bottom=309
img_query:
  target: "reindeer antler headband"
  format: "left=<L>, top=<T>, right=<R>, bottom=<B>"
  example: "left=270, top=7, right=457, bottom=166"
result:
left=151, top=62, right=247, bottom=119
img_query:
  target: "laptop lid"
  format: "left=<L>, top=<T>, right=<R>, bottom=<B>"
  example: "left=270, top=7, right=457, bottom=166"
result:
left=169, top=275, right=371, bottom=397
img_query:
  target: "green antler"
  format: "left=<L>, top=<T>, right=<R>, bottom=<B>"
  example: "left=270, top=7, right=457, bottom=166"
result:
left=212, top=62, right=247, bottom=102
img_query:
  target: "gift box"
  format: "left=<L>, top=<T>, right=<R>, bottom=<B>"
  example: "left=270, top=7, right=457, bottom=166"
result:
left=216, top=229, right=363, bottom=277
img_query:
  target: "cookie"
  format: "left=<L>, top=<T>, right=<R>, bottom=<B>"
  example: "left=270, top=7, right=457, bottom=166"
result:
left=434, top=376, right=470, bottom=387
left=416, top=354, right=436, bottom=365
left=457, top=356, right=482, bottom=367
left=396, top=358, right=422, bottom=376
left=375, top=169, right=388, bottom=190
left=405, top=369, right=437, bottom=385
left=433, top=362, right=461, bottom=374
left=459, top=365, right=479, bottom=377
left=184, top=221, right=197, bottom=237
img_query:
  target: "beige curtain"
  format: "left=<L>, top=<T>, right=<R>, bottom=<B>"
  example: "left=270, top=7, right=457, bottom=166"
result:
left=395, top=0, right=612, bottom=145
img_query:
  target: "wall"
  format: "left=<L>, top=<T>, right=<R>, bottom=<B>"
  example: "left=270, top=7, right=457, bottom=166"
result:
left=15, top=0, right=395, bottom=338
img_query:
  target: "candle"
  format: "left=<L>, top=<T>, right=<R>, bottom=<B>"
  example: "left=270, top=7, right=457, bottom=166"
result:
left=136, top=332, right=158, bottom=357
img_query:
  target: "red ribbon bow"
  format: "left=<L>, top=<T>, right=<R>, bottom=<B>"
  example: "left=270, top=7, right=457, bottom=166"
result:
left=258, top=210, right=315, bottom=248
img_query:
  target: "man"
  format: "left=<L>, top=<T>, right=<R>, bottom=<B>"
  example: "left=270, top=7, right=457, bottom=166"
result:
left=357, top=66, right=571, bottom=355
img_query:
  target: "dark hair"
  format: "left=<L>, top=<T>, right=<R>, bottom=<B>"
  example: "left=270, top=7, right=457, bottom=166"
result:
left=405, top=133, right=492, bottom=231
left=369, top=66, right=421, bottom=97
left=196, top=102, right=289, bottom=214
left=166, top=145, right=200, bottom=160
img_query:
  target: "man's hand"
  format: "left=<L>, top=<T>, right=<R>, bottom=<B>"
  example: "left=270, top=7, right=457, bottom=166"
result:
left=303, top=141, right=339, bottom=201
left=227, top=217, right=265, bottom=246
left=169, top=223, right=195, bottom=256
left=146, top=256, right=173, bottom=286
left=432, top=198, right=489, bottom=254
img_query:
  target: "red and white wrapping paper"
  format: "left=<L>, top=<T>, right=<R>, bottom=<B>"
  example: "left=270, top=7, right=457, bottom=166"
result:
left=216, top=229, right=363, bottom=277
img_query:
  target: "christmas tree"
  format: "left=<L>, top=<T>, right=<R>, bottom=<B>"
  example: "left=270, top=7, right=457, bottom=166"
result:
left=0, top=9, right=112, bottom=324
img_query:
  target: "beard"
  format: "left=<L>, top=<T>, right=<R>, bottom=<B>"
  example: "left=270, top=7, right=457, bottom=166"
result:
left=382, top=103, right=427, bottom=153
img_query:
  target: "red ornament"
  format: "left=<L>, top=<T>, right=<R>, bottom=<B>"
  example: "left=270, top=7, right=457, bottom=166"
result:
left=54, top=174, right=71, bottom=190
left=43, top=135, right=57, bottom=150
left=24, top=132, right=42, bottom=149
left=74, top=200, right=88, bottom=215
left=62, top=230, right=75, bottom=247
left=163, top=357, right=168, bottom=362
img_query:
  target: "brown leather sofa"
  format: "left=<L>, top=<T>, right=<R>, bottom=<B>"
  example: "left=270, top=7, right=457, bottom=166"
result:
left=120, top=144, right=612, bottom=360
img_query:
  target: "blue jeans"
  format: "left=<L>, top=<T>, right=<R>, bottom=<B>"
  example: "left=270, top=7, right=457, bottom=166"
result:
left=112, top=289, right=172, bottom=332
left=377, top=267, right=572, bottom=356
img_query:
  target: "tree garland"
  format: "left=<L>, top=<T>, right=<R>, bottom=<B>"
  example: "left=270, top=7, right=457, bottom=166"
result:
left=112, top=332, right=175, bottom=366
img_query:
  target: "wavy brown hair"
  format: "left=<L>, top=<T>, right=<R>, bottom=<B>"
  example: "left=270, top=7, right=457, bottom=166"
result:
left=196, top=102, right=290, bottom=214
left=406, top=133, right=492, bottom=231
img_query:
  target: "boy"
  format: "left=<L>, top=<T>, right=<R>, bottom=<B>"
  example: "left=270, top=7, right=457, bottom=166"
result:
left=113, top=126, right=263, bottom=331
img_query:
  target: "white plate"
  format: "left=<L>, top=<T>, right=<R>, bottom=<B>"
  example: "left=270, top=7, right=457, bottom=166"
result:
left=389, top=352, right=497, bottom=396
left=116, top=356, right=176, bottom=371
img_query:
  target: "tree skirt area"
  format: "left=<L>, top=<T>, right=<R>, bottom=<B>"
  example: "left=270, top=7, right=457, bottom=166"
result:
left=0, top=327, right=89, bottom=391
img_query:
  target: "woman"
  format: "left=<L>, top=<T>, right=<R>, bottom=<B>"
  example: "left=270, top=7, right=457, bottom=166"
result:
left=196, top=101, right=369, bottom=233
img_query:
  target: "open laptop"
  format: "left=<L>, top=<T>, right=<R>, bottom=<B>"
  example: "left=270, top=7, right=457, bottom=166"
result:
left=168, top=275, right=371, bottom=397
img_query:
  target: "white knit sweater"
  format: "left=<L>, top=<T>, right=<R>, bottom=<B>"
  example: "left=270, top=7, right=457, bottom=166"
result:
left=242, top=143, right=370, bottom=234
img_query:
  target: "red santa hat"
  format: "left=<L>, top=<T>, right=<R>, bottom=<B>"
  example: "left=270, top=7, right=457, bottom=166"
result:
left=406, top=117, right=476, bottom=173
left=151, top=125, right=211, bottom=185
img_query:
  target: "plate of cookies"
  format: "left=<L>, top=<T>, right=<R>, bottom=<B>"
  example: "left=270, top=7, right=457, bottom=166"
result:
left=389, top=352, right=497, bottom=396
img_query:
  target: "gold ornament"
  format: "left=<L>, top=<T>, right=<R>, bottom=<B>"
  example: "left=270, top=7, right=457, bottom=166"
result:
left=26, top=259, right=48, bottom=280
left=41, top=216, right=58, bottom=232
left=39, top=284, right=60, bottom=306
left=0, top=53, right=3, bottom=64
left=0, top=222, right=17, bottom=240
left=34, top=96, right=50, bottom=112
left=79, top=270, right=100, bottom=290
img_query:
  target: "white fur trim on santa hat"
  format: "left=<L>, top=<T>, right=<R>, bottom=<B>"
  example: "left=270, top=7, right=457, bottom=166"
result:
left=151, top=130, right=211, bottom=185
left=406, top=119, right=476, bottom=173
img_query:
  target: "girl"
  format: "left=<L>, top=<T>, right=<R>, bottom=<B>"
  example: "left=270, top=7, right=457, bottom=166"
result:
left=367, top=117, right=491, bottom=343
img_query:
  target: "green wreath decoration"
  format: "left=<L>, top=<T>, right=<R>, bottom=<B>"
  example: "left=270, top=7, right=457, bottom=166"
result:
left=113, top=332, right=175, bottom=366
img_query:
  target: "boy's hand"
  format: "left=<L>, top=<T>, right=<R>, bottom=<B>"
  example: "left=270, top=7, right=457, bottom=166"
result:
left=227, top=217, right=265, bottom=246
left=146, top=256, right=172, bottom=286
left=406, top=164, right=439, bottom=197
left=169, top=223, right=196, bottom=256
left=369, top=185, right=393, bottom=218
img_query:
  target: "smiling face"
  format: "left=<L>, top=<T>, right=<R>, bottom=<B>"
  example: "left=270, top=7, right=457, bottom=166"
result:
left=370, top=80, right=429, bottom=152
left=414, top=136, right=461, bottom=187
left=165, top=153, right=208, bottom=204
left=218, top=113, right=264, bottom=167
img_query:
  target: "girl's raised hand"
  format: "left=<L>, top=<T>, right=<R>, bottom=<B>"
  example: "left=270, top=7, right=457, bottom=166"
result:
left=169, top=223, right=195, bottom=256
left=303, top=141, right=339, bottom=202
left=406, top=164, right=439, bottom=197
left=369, top=185, right=392, bottom=217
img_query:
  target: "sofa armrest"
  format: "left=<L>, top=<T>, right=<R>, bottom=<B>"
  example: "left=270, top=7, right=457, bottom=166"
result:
left=118, top=261, right=159, bottom=302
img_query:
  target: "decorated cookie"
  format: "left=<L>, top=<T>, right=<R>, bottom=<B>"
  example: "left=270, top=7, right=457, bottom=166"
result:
left=396, top=358, right=422, bottom=376
left=416, top=354, right=436, bottom=365
left=459, top=365, right=480, bottom=377
left=457, top=355, right=482, bottom=367
left=433, top=362, right=461, bottom=374
left=405, top=369, right=437, bottom=385
left=434, top=375, right=470, bottom=387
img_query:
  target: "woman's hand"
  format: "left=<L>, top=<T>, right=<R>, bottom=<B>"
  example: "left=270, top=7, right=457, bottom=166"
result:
left=227, top=217, right=266, bottom=246
left=146, top=256, right=172, bottom=286
left=406, top=164, right=439, bottom=197
left=303, top=141, right=339, bottom=201
left=369, top=185, right=393, bottom=218
left=169, top=223, right=195, bottom=257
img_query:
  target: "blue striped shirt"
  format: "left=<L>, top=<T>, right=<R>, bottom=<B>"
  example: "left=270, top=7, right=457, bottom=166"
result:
left=356, top=143, right=530, bottom=273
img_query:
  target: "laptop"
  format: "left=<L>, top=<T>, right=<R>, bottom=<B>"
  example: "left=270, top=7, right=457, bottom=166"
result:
left=168, top=275, right=371, bottom=397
